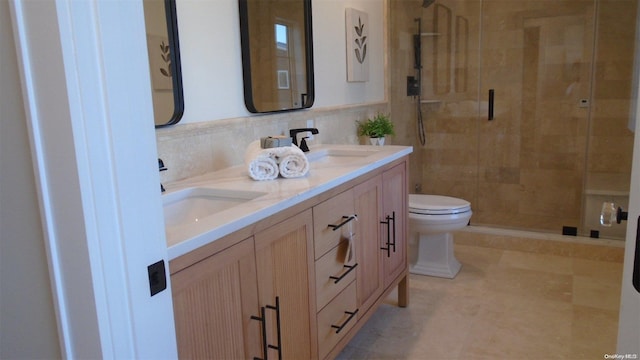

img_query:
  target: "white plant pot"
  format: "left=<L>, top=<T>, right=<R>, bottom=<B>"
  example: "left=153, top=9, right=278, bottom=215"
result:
left=369, top=137, right=385, bottom=146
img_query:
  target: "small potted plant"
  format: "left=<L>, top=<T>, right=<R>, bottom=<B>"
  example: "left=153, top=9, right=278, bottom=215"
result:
left=357, top=113, right=395, bottom=145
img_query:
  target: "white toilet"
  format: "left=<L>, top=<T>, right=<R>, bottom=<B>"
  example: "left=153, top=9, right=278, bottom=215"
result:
left=408, top=194, right=472, bottom=278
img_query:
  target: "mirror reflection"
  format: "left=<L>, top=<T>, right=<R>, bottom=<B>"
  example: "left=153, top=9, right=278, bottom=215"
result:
left=143, top=0, right=184, bottom=127
left=239, top=0, right=314, bottom=113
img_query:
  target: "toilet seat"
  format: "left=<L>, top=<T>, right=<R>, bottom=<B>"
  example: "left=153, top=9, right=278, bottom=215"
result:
left=409, top=194, right=471, bottom=215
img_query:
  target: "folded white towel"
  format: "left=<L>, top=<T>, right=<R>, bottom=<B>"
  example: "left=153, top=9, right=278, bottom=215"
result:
left=278, top=147, right=309, bottom=178
left=244, top=141, right=279, bottom=181
left=244, top=141, right=310, bottom=180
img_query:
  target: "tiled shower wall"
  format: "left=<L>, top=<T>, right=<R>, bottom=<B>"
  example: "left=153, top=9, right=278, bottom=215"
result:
left=391, top=0, right=636, bottom=236
left=156, top=103, right=388, bottom=184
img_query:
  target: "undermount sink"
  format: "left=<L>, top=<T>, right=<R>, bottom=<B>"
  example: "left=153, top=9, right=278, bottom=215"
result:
left=163, top=187, right=266, bottom=229
left=306, top=147, right=381, bottom=163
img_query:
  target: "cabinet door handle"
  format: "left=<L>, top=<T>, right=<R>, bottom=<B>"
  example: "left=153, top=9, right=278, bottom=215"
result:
left=329, top=263, right=358, bottom=284
left=488, top=89, right=495, bottom=120
left=380, top=212, right=396, bottom=257
left=250, top=307, right=268, bottom=360
left=328, top=215, right=357, bottom=231
left=331, top=308, right=359, bottom=334
left=265, top=297, right=282, bottom=360
left=391, top=211, right=396, bottom=253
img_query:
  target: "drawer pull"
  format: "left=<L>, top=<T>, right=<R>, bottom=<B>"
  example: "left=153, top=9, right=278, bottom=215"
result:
left=331, top=308, right=359, bottom=334
left=328, top=215, right=357, bottom=231
left=329, top=263, right=358, bottom=284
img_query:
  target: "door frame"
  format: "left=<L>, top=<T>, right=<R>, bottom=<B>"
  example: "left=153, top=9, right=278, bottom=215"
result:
left=9, top=0, right=177, bottom=357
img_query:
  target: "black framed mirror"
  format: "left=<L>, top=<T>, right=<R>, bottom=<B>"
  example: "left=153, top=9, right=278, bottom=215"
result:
left=239, top=0, right=314, bottom=113
left=143, top=0, right=184, bottom=127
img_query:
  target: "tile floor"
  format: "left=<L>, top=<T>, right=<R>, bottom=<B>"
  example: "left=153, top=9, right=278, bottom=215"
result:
left=337, top=233, right=624, bottom=359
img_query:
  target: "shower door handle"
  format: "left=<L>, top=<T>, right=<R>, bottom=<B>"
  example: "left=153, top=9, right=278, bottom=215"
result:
left=488, top=89, right=495, bottom=121
left=633, top=215, right=640, bottom=293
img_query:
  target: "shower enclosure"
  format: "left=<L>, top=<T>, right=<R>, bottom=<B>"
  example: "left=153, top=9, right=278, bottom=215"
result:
left=391, top=0, right=638, bottom=239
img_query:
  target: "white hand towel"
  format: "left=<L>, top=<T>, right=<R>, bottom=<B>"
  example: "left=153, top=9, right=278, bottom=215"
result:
left=244, top=141, right=279, bottom=181
left=344, top=214, right=357, bottom=266
left=278, top=146, right=309, bottom=178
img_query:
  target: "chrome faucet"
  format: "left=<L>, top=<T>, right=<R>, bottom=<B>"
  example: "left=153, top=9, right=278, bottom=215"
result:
left=158, top=158, right=167, bottom=193
left=289, top=128, right=319, bottom=152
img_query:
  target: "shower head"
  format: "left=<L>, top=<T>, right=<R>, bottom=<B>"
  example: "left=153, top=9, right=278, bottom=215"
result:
left=422, top=0, right=435, bottom=8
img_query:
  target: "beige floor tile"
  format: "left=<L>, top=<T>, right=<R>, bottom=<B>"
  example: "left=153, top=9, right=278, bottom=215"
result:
left=499, top=250, right=574, bottom=275
left=484, top=265, right=574, bottom=303
left=571, top=305, right=619, bottom=358
left=572, top=258, right=623, bottom=280
left=572, top=275, right=622, bottom=311
left=337, top=240, right=621, bottom=360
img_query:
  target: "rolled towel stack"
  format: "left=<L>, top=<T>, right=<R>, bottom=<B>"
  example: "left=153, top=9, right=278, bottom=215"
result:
left=244, top=140, right=310, bottom=180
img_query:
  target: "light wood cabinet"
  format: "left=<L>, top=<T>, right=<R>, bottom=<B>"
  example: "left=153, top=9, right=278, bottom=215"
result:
left=381, top=162, right=408, bottom=287
left=313, top=191, right=360, bottom=359
left=171, top=237, right=262, bottom=359
left=254, top=209, right=316, bottom=360
left=171, top=156, right=409, bottom=360
left=312, top=189, right=355, bottom=260
left=315, top=160, right=409, bottom=358
left=353, top=175, right=384, bottom=313
left=316, top=282, right=358, bottom=359
left=171, top=210, right=316, bottom=360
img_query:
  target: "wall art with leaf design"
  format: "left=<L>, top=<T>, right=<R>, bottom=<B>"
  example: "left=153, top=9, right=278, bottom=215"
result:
left=146, top=34, right=173, bottom=91
left=345, top=8, right=369, bottom=82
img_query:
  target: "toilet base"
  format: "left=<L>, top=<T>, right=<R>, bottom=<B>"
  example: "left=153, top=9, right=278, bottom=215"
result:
left=410, top=232, right=461, bottom=279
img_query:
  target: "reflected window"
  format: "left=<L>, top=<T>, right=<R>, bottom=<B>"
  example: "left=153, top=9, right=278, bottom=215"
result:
left=239, top=0, right=314, bottom=113
left=276, top=23, right=288, bottom=52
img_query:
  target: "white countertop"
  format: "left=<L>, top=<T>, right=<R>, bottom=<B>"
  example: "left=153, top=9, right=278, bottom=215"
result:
left=164, top=144, right=413, bottom=259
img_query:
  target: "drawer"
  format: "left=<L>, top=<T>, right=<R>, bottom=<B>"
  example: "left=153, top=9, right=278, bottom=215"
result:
left=317, top=281, right=358, bottom=360
left=313, top=189, right=355, bottom=259
left=315, top=239, right=357, bottom=311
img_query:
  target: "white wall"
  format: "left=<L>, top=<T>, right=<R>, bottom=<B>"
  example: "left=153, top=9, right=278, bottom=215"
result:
left=176, top=0, right=386, bottom=123
left=0, top=0, right=61, bottom=357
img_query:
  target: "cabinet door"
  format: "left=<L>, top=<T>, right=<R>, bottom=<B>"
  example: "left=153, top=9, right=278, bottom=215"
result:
left=353, top=175, right=384, bottom=313
left=171, top=237, right=262, bottom=359
left=382, top=162, right=408, bottom=287
left=254, top=209, right=316, bottom=360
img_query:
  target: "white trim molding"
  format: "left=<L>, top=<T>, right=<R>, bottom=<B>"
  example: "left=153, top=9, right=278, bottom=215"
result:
left=9, top=0, right=177, bottom=357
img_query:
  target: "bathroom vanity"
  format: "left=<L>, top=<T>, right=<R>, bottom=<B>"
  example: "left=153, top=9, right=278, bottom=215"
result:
left=166, top=145, right=412, bottom=359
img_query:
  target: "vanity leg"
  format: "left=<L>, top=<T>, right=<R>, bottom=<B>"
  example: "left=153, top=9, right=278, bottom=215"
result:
left=397, top=274, right=409, bottom=307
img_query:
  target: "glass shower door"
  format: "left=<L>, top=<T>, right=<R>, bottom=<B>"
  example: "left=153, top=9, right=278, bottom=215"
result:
left=411, top=0, right=635, bottom=238
left=476, top=1, right=596, bottom=232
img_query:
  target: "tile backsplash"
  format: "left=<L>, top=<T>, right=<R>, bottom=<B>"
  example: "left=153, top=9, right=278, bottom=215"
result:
left=156, top=102, right=388, bottom=184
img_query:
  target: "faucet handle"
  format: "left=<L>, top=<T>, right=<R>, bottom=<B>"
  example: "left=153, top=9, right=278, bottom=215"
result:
left=299, top=137, right=310, bottom=152
left=289, top=128, right=319, bottom=146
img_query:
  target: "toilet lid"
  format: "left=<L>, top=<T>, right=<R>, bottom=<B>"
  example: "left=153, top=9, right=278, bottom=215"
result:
left=409, top=194, right=471, bottom=215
